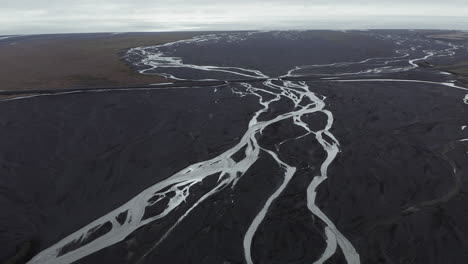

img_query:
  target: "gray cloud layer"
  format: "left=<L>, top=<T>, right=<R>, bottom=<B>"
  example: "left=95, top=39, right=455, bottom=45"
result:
left=1, top=0, right=467, bottom=34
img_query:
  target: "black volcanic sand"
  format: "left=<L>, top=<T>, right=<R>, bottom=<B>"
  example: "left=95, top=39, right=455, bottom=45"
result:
left=311, top=80, right=468, bottom=264
left=2, top=30, right=468, bottom=264
left=137, top=30, right=399, bottom=80
left=0, top=86, right=260, bottom=262
left=131, top=30, right=468, bottom=82
left=73, top=79, right=468, bottom=264
left=4, top=79, right=465, bottom=264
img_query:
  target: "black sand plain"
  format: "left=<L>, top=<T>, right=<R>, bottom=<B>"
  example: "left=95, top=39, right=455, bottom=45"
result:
left=1, top=30, right=468, bottom=264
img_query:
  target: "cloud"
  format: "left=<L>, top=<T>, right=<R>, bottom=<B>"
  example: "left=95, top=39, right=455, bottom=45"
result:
left=0, top=0, right=467, bottom=34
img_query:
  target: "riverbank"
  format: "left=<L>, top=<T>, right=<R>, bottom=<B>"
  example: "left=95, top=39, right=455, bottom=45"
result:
left=0, top=32, right=203, bottom=90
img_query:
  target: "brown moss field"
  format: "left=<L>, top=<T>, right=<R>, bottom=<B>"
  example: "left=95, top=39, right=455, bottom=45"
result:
left=0, top=32, right=202, bottom=90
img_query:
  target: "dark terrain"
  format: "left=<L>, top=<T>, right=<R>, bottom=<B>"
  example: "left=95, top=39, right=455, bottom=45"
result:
left=1, top=30, right=468, bottom=264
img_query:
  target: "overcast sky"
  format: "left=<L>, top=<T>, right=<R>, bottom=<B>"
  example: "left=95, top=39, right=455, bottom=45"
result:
left=1, top=0, right=468, bottom=34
